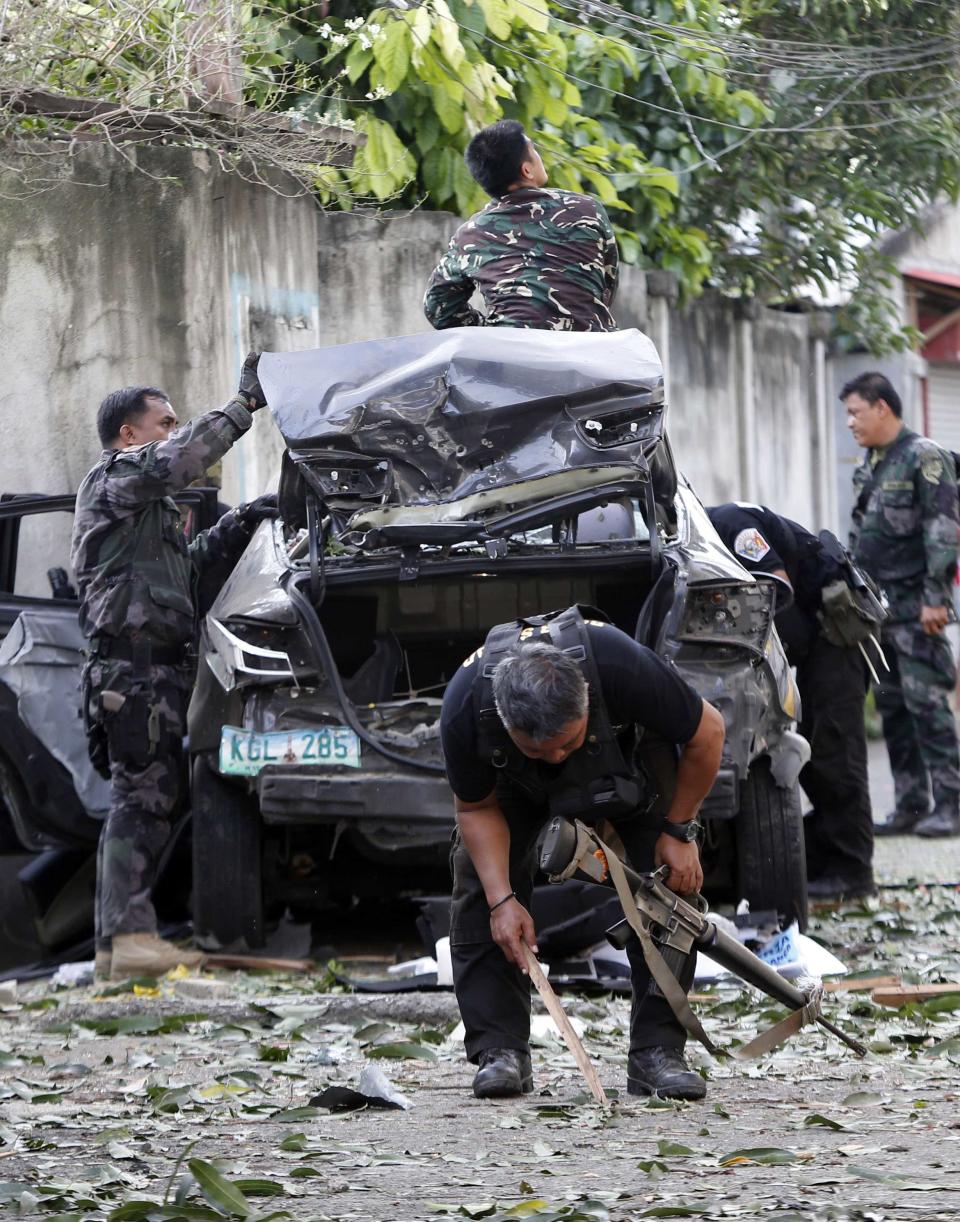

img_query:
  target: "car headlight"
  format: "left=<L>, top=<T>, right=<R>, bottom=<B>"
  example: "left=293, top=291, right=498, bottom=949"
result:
left=675, top=581, right=774, bottom=653
left=204, top=616, right=295, bottom=691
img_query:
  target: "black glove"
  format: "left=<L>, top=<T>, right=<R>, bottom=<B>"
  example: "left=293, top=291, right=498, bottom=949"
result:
left=238, top=350, right=267, bottom=410
left=236, top=493, right=279, bottom=531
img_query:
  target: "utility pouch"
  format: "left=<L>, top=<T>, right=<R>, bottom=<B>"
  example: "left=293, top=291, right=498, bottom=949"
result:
left=818, top=579, right=885, bottom=648
left=549, top=774, right=647, bottom=825
left=102, top=686, right=156, bottom=770
left=81, top=677, right=110, bottom=782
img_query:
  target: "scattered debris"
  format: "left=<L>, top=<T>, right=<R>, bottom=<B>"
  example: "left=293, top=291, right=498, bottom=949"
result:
left=872, top=981, right=960, bottom=1007
left=205, top=953, right=315, bottom=973
left=310, top=1065, right=411, bottom=1112
left=48, top=962, right=92, bottom=989
left=173, top=977, right=234, bottom=1002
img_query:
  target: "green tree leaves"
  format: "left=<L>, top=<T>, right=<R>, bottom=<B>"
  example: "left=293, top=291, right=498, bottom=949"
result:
left=313, top=0, right=689, bottom=261
left=371, top=18, right=411, bottom=94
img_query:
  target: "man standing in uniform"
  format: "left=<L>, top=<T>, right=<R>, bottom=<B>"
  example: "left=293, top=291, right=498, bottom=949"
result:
left=845, top=371, right=960, bottom=838
left=71, top=355, right=278, bottom=980
left=707, top=503, right=875, bottom=899
left=424, top=120, right=618, bottom=332
left=441, top=608, right=724, bottom=1100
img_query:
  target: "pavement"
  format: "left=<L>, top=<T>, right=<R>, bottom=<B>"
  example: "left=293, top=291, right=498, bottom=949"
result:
left=3, top=893, right=960, bottom=1222
left=868, top=737, right=960, bottom=884
left=0, top=743, right=958, bottom=1219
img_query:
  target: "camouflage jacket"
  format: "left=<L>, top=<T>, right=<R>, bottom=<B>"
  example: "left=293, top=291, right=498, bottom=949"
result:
left=423, top=187, right=618, bottom=332
left=850, top=425, right=959, bottom=622
left=71, top=397, right=255, bottom=648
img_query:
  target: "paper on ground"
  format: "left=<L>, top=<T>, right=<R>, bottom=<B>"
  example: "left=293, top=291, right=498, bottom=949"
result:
left=694, top=922, right=847, bottom=983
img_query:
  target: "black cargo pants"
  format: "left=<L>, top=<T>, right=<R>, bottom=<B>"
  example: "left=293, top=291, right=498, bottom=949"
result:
left=449, top=741, right=694, bottom=1063
left=796, top=634, right=873, bottom=882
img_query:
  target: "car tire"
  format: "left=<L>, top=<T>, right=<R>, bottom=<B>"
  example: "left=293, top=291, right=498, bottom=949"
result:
left=735, top=757, right=808, bottom=932
left=0, top=751, right=35, bottom=852
left=191, top=753, right=265, bottom=950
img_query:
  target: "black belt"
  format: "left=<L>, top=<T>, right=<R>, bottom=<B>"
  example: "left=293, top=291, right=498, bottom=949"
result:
left=90, top=636, right=192, bottom=667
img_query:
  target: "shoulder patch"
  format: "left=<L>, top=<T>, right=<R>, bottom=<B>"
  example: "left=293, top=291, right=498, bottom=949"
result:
left=921, top=449, right=944, bottom=485
left=733, top=527, right=771, bottom=563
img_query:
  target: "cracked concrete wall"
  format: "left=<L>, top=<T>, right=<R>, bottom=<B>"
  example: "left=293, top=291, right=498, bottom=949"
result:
left=0, top=146, right=320, bottom=593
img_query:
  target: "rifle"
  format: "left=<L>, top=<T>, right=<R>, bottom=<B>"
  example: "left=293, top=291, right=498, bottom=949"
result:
left=540, top=817, right=866, bottom=1060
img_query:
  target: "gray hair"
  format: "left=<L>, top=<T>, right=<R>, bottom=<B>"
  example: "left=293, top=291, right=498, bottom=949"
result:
left=491, top=642, right=589, bottom=741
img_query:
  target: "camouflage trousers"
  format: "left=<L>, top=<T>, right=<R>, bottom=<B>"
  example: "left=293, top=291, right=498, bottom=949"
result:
left=93, top=662, right=191, bottom=944
left=875, top=622, right=960, bottom=818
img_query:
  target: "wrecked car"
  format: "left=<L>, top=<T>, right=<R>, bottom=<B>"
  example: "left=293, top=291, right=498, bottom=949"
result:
left=0, top=489, right=221, bottom=961
left=189, top=327, right=810, bottom=951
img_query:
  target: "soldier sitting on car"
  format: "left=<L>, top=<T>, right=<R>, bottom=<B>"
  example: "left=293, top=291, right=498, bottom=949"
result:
left=440, top=606, right=724, bottom=1101
left=424, top=120, right=619, bottom=333
left=71, top=356, right=278, bottom=981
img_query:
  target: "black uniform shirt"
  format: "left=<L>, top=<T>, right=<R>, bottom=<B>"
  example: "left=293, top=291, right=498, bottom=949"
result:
left=440, top=623, right=703, bottom=803
left=706, top=503, right=842, bottom=661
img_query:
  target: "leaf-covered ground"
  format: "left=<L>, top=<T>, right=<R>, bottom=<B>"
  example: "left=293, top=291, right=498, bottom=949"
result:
left=1, top=826, right=959, bottom=1222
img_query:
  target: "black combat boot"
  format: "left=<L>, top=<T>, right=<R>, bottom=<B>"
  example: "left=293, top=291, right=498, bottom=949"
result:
left=915, top=807, right=960, bottom=838
left=873, top=808, right=925, bottom=837
left=627, top=1046, right=706, bottom=1101
left=807, top=873, right=876, bottom=901
left=472, top=1048, right=533, bottom=1099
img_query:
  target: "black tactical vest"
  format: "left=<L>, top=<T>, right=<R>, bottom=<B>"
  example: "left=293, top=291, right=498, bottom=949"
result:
left=473, top=605, right=655, bottom=823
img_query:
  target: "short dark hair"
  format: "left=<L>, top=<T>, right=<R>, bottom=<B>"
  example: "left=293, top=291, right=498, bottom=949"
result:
left=491, top=642, right=589, bottom=740
left=840, top=371, right=902, bottom=418
left=97, top=386, right=169, bottom=447
left=464, top=120, right=531, bottom=198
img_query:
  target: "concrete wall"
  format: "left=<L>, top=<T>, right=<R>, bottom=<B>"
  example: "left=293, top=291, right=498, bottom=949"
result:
left=649, top=289, right=830, bottom=530
left=0, top=145, right=320, bottom=522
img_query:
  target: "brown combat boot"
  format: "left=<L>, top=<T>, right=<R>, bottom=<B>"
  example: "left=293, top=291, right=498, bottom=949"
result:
left=110, top=933, right=205, bottom=980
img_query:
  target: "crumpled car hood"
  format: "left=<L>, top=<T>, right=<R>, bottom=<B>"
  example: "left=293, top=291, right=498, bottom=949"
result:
left=260, top=328, right=664, bottom=514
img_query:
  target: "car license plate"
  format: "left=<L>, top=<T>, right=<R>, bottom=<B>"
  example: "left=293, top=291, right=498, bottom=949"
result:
left=219, top=725, right=361, bottom=776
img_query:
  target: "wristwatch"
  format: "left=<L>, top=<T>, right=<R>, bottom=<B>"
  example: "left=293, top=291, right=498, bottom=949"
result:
left=661, top=818, right=701, bottom=843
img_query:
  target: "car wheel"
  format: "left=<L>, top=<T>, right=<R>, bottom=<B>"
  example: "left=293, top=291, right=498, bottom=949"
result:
left=0, top=752, right=33, bottom=852
left=191, top=753, right=265, bottom=949
left=735, top=757, right=808, bottom=931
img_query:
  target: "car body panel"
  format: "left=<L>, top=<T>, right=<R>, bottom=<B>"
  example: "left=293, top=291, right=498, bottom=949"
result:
left=0, top=608, right=110, bottom=819
left=260, top=328, right=665, bottom=533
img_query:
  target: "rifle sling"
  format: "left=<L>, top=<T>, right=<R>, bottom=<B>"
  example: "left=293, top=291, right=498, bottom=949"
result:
left=597, top=832, right=823, bottom=1061
left=600, top=836, right=725, bottom=1058
left=734, top=988, right=823, bottom=1060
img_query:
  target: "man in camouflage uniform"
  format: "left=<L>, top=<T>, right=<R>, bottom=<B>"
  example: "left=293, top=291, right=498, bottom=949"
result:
left=845, top=371, right=960, bottom=838
left=71, top=355, right=277, bottom=979
left=424, top=119, right=618, bottom=332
